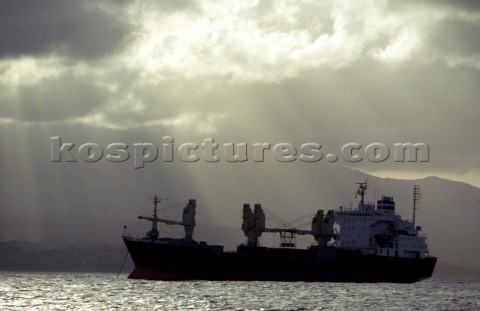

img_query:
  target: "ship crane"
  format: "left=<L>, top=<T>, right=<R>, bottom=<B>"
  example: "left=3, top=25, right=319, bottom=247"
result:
left=263, top=228, right=313, bottom=248
left=242, top=203, right=335, bottom=248
left=138, top=196, right=196, bottom=240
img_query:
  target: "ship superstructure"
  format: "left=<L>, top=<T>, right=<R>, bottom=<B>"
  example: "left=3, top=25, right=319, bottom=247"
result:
left=335, top=182, right=429, bottom=259
left=122, top=183, right=436, bottom=282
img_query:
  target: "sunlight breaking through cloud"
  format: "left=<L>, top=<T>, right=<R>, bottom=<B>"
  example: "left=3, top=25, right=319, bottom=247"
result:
left=125, top=0, right=430, bottom=81
left=1, top=0, right=480, bottom=187
left=1, top=0, right=479, bottom=127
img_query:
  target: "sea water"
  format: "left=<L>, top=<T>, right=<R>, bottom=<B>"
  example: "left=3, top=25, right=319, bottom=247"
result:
left=0, top=272, right=479, bottom=310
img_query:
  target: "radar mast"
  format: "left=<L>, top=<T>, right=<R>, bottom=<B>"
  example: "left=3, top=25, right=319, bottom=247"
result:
left=412, top=185, right=422, bottom=227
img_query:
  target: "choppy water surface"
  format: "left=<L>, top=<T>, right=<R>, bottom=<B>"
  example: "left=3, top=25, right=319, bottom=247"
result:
left=0, top=272, right=479, bottom=310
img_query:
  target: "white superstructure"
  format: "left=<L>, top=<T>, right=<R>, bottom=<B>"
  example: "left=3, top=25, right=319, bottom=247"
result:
left=335, top=182, right=429, bottom=259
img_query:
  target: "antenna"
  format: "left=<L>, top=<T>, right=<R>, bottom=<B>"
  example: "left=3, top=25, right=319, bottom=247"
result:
left=149, top=196, right=167, bottom=219
left=412, top=185, right=422, bottom=227
left=150, top=195, right=167, bottom=211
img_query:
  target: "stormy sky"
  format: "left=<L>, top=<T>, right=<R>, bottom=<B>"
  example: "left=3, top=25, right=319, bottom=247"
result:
left=0, top=0, right=479, bottom=245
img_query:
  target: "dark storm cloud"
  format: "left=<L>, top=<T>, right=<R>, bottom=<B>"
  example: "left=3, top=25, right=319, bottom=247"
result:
left=429, top=0, right=480, bottom=11
left=388, top=0, right=480, bottom=11
left=429, top=18, right=480, bottom=57
left=389, top=0, right=480, bottom=58
left=0, top=0, right=130, bottom=60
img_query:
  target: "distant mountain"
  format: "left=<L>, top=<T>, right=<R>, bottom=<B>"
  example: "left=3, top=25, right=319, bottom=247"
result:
left=0, top=240, right=133, bottom=273
left=375, top=175, right=480, bottom=275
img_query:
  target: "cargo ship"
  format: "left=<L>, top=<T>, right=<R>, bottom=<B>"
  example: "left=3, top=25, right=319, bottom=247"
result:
left=122, top=183, right=436, bottom=283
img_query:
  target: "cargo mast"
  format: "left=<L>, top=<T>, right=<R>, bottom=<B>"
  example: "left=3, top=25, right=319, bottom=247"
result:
left=138, top=196, right=196, bottom=240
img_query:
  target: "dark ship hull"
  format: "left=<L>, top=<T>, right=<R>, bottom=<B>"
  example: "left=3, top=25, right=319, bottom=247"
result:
left=123, top=237, right=437, bottom=283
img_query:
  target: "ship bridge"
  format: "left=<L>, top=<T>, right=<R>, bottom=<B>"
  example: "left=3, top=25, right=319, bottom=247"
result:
left=335, top=182, right=430, bottom=259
